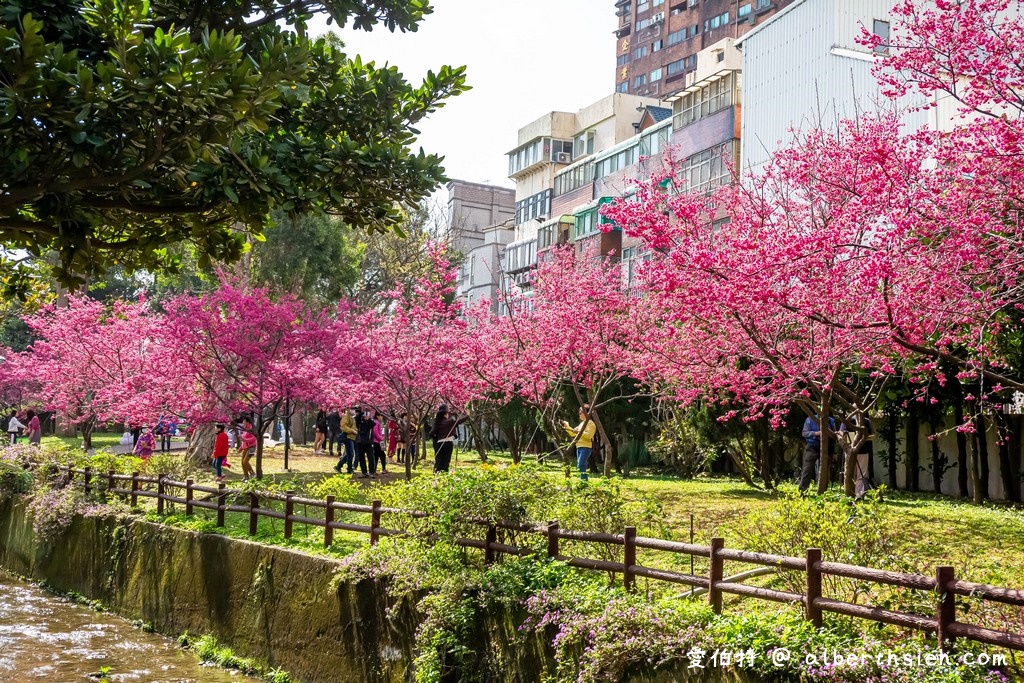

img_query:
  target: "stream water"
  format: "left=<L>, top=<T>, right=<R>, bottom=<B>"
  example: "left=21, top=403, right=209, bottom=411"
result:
left=0, top=572, right=259, bottom=682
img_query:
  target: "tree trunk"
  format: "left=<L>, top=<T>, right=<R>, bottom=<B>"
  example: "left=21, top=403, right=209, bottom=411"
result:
left=885, top=411, right=899, bottom=490
left=464, top=414, right=488, bottom=463
left=255, top=414, right=265, bottom=479
left=976, top=412, right=990, bottom=500
left=81, top=416, right=95, bottom=451
left=283, top=397, right=291, bottom=471
left=816, top=391, right=832, bottom=495
left=185, top=423, right=215, bottom=464
left=969, top=429, right=984, bottom=504
left=994, top=411, right=1020, bottom=503
left=289, top=408, right=305, bottom=446
left=955, top=399, right=969, bottom=498
left=930, top=424, right=943, bottom=494
left=1013, top=415, right=1023, bottom=503
left=591, top=410, right=614, bottom=478
left=906, top=409, right=920, bottom=492
left=402, top=406, right=412, bottom=481
left=843, top=439, right=857, bottom=498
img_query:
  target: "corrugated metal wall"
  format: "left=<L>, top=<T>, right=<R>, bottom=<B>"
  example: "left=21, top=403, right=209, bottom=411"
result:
left=741, top=0, right=927, bottom=174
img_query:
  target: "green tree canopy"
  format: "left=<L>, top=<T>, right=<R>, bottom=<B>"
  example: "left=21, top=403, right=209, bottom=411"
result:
left=0, top=0, right=468, bottom=290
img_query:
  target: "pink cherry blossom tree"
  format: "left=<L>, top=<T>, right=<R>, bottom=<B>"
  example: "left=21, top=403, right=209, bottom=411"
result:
left=606, top=97, right=1024, bottom=495
left=337, top=244, right=472, bottom=479
left=463, top=244, right=643, bottom=476
left=19, top=296, right=159, bottom=449
left=156, top=277, right=334, bottom=477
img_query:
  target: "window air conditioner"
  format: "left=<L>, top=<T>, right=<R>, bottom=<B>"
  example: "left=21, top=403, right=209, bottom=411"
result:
left=652, top=12, right=665, bottom=23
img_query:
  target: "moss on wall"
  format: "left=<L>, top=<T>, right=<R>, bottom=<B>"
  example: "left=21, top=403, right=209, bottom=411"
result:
left=0, top=498, right=763, bottom=683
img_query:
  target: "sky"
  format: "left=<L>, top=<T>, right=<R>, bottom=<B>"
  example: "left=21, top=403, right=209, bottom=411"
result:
left=307, top=1, right=617, bottom=189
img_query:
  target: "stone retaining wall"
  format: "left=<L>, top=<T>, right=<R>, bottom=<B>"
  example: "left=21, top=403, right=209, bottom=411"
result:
left=0, top=497, right=763, bottom=683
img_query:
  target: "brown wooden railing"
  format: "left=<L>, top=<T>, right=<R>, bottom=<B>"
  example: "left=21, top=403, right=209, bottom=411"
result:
left=61, top=466, right=1024, bottom=653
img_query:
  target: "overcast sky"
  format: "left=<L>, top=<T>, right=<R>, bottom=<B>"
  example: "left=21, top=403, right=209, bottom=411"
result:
left=308, top=1, right=617, bottom=189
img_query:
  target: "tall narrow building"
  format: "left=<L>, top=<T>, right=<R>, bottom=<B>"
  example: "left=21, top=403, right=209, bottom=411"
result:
left=614, top=0, right=795, bottom=98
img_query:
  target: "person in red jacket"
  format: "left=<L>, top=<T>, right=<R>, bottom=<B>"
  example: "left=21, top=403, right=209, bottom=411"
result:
left=212, top=423, right=229, bottom=482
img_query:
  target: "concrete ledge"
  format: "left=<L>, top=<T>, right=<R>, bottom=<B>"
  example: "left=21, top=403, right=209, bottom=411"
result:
left=0, top=497, right=767, bottom=683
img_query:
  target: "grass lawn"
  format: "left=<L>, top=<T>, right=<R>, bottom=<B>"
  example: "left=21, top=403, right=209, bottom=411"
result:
left=59, top=436, right=1024, bottom=591
left=148, top=441, right=1024, bottom=590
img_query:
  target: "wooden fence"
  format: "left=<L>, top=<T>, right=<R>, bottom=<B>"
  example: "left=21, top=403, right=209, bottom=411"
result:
left=60, top=466, right=1024, bottom=653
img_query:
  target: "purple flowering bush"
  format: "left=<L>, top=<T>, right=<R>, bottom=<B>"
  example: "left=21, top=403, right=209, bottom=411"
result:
left=524, top=575, right=1016, bottom=683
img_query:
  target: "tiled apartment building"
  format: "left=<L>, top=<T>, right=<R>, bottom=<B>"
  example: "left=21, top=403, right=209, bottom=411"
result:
left=614, top=0, right=795, bottom=98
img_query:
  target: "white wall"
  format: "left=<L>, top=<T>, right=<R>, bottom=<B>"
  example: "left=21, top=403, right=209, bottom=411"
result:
left=740, top=0, right=928, bottom=173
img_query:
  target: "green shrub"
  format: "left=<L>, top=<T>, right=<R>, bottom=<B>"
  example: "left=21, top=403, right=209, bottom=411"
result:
left=140, top=452, right=198, bottom=482
left=306, top=475, right=367, bottom=505
left=731, top=489, right=897, bottom=596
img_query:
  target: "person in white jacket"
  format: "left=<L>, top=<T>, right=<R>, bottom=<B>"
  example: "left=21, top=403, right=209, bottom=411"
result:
left=6, top=411, right=25, bottom=445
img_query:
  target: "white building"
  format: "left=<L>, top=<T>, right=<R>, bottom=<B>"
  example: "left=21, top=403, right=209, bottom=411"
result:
left=736, top=0, right=930, bottom=173
left=446, top=180, right=515, bottom=313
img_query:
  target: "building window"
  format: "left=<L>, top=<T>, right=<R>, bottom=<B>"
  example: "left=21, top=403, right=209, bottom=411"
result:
left=738, top=3, right=752, bottom=17
left=873, top=19, right=890, bottom=54
left=617, top=53, right=629, bottom=66
left=707, top=11, right=729, bottom=30
left=514, top=189, right=552, bottom=224
left=508, top=137, right=553, bottom=176
left=538, top=224, right=557, bottom=250
left=673, top=73, right=734, bottom=128
left=574, top=209, right=598, bottom=238
left=616, top=81, right=629, bottom=93
left=634, top=74, right=647, bottom=88
left=652, top=39, right=663, bottom=52
left=554, top=160, right=596, bottom=196
left=667, top=58, right=685, bottom=76
left=667, top=28, right=686, bottom=46
left=755, top=0, right=770, bottom=8
left=678, top=142, right=736, bottom=192
left=690, top=24, right=700, bottom=37
left=637, top=1, right=649, bottom=12
left=573, top=130, right=596, bottom=158
left=639, top=124, right=670, bottom=157
left=653, top=0, right=664, bottom=5
left=634, top=45, right=648, bottom=59
left=685, top=54, right=697, bottom=69
left=649, top=67, right=663, bottom=82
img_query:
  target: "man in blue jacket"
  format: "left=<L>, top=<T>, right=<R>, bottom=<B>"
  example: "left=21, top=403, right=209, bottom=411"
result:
left=799, top=413, right=836, bottom=493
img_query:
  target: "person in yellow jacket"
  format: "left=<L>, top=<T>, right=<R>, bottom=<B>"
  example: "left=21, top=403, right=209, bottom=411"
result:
left=562, top=404, right=597, bottom=481
left=334, top=406, right=358, bottom=474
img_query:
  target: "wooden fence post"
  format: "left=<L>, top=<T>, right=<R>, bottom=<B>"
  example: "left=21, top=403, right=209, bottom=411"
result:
left=216, top=483, right=226, bottom=527
left=370, top=499, right=382, bottom=548
left=284, top=491, right=295, bottom=540
left=107, top=470, right=115, bottom=498
left=249, top=492, right=259, bottom=536
left=806, top=548, right=823, bottom=628
left=936, top=565, right=956, bottom=651
left=185, top=479, right=194, bottom=516
left=156, top=475, right=165, bottom=515
left=83, top=466, right=91, bottom=495
left=709, top=537, right=724, bottom=615
left=623, top=526, right=637, bottom=592
left=66, top=466, right=73, bottom=485
left=130, top=471, right=139, bottom=507
left=485, top=524, right=497, bottom=565
left=324, top=496, right=335, bottom=548
left=547, top=521, right=559, bottom=559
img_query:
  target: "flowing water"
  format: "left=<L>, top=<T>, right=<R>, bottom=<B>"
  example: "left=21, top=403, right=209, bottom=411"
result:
left=0, top=572, right=259, bottom=682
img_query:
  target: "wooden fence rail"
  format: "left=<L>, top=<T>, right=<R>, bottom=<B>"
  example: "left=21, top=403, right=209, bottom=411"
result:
left=60, top=466, right=1024, bottom=653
